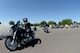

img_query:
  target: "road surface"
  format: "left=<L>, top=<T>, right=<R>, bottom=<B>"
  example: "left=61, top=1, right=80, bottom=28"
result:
left=0, top=26, right=80, bottom=53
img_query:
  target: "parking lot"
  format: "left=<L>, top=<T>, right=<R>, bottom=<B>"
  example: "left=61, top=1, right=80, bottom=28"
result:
left=0, top=26, right=80, bottom=53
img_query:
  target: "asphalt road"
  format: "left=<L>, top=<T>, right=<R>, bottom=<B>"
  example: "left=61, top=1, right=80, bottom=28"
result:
left=0, top=27, right=80, bottom=53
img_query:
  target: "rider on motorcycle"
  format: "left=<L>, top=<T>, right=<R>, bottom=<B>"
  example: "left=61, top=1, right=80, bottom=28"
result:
left=21, top=18, right=34, bottom=41
left=22, top=18, right=31, bottom=31
left=5, top=19, right=35, bottom=51
left=23, top=18, right=31, bottom=30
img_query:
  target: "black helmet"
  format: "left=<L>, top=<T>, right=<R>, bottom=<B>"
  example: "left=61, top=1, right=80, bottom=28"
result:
left=23, top=18, right=28, bottom=22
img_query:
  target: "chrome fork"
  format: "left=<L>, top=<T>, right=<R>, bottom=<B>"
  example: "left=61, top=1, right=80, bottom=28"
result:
left=10, top=31, right=16, bottom=45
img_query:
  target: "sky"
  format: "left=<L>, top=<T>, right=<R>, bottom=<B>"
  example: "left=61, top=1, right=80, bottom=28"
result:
left=0, top=0, right=80, bottom=24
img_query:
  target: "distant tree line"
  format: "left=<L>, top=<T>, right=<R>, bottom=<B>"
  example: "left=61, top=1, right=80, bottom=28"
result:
left=33, top=19, right=80, bottom=27
left=34, top=19, right=73, bottom=26
left=58, top=19, right=73, bottom=25
left=8, top=19, right=80, bottom=26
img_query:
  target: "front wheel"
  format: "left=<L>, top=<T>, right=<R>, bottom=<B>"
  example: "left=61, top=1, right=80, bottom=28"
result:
left=5, top=36, right=18, bottom=51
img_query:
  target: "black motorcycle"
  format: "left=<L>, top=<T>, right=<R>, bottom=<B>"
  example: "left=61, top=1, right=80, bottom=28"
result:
left=5, top=21, right=35, bottom=51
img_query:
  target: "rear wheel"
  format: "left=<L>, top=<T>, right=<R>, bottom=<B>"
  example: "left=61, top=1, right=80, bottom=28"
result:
left=5, top=36, right=18, bottom=51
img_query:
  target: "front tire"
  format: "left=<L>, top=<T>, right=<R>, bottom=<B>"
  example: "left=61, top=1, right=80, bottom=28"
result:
left=5, top=36, right=18, bottom=51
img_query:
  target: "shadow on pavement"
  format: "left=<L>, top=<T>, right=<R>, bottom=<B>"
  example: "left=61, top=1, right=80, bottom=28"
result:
left=17, top=38, right=41, bottom=51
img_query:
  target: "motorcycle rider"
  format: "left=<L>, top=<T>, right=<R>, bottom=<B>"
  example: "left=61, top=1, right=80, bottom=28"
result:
left=43, top=24, right=49, bottom=33
left=22, top=18, right=31, bottom=31
left=21, top=18, right=34, bottom=41
left=43, top=23, right=48, bottom=29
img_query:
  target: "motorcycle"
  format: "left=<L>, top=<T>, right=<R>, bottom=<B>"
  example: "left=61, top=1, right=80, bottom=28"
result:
left=5, top=21, right=35, bottom=51
left=43, top=26, right=49, bottom=33
left=33, top=25, right=37, bottom=31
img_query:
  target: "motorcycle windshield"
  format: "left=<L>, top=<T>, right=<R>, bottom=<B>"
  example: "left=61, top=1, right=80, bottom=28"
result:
left=11, top=21, right=20, bottom=32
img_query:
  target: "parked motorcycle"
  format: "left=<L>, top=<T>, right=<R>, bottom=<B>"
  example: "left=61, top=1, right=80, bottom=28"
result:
left=5, top=21, right=35, bottom=51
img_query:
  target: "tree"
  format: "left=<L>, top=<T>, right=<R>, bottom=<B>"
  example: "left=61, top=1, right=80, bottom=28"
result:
left=30, top=23, right=34, bottom=26
left=9, top=20, right=15, bottom=25
left=58, top=21, right=62, bottom=25
left=41, top=20, right=47, bottom=25
left=36, top=23, right=40, bottom=26
left=61, top=19, right=72, bottom=25
left=32, top=23, right=37, bottom=26
left=73, top=21, right=78, bottom=24
left=79, top=23, right=80, bottom=25
left=40, top=20, right=47, bottom=27
left=48, top=21, right=56, bottom=25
